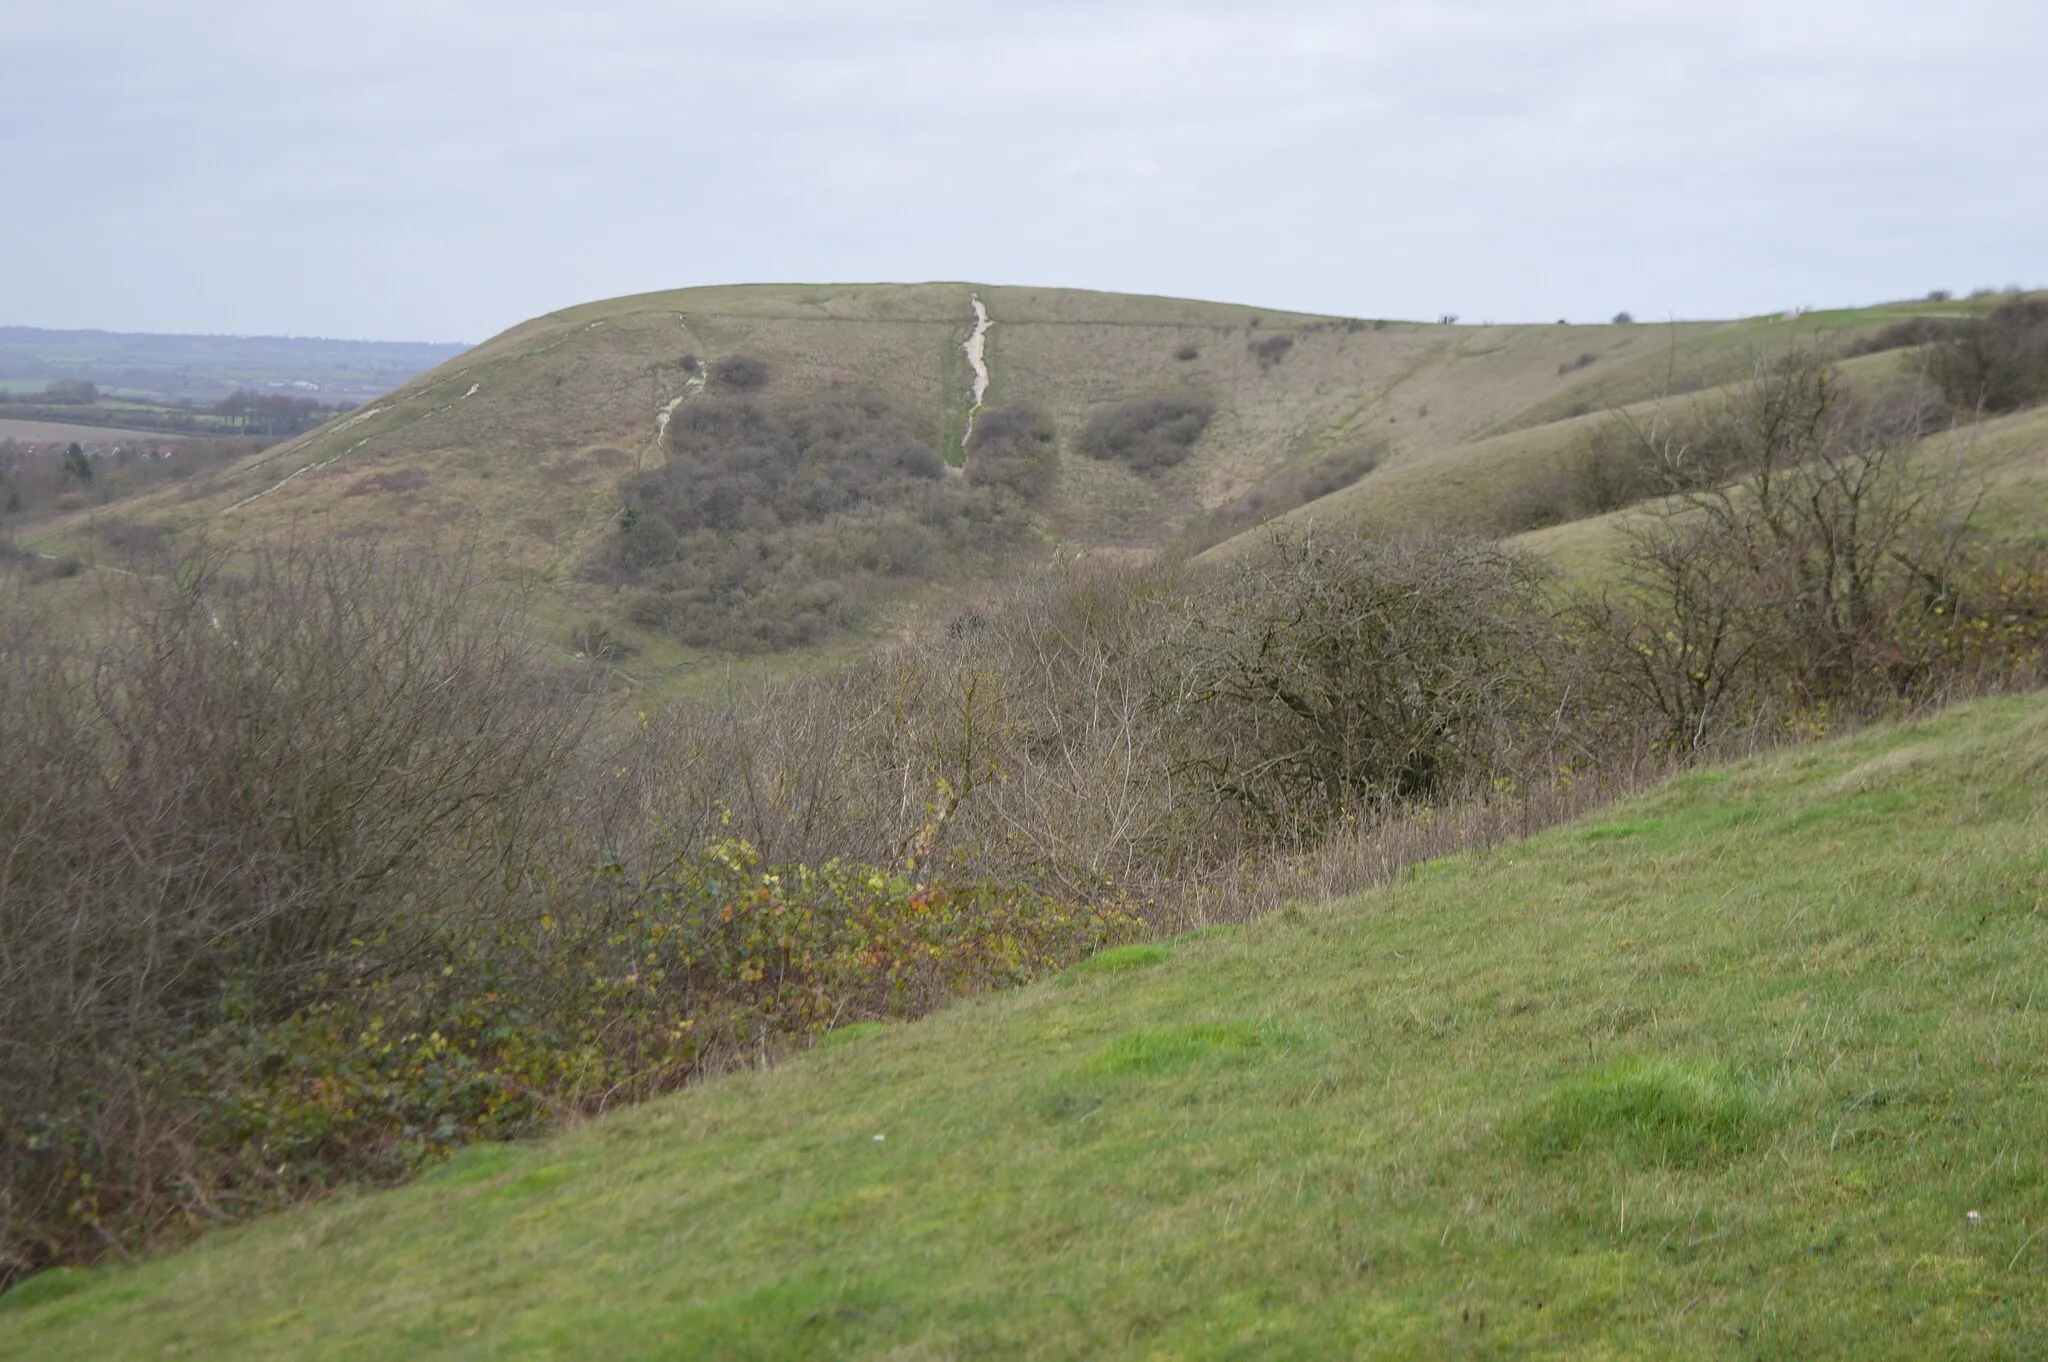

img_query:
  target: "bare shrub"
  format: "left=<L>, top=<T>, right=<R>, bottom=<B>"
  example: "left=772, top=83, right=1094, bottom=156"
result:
left=1558, top=352, right=1598, bottom=375
left=1843, top=317, right=1956, bottom=358
left=89, top=517, right=176, bottom=566
left=1158, top=528, right=1556, bottom=840
left=1076, top=396, right=1216, bottom=473
left=0, top=542, right=82, bottom=582
left=709, top=354, right=771, bottom=390
left=1577, top=349, right=1985, bottom=748
left=1495, top=423, right=1662, bottom=533
left=1192, top=756, right=1668, bottom=924
left=0, top=540, right=591, bottom=1282
left=612, top=557, right=1207, bottom=898
left=1248, top=335, right=1294, bottom=371
left=569, top=617, right=634, bottom=661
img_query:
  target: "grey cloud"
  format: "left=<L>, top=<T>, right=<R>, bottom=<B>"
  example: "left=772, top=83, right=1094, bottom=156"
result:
left=3, top=0, right=2042, bottom=339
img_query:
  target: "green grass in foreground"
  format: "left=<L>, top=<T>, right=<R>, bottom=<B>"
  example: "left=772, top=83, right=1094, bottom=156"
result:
left=7, top=697, right=2048, bottom=1357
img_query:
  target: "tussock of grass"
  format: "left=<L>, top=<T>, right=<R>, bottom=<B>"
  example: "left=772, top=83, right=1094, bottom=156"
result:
left=1512, top=1057, right=1776, bottom=1168
left=818, top=1020, right=890, bottom=1048
left=1057, top=942, right=1174, bottom=984
left=0, top=1268, right=93, bottom=1314
left=1086, top=1022, right=1266, bottom=1076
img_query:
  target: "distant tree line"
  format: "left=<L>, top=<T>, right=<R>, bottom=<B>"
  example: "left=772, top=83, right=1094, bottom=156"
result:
left=207, top=389, right=342, bottom=436
left=0, top=380, right=348, bottom=437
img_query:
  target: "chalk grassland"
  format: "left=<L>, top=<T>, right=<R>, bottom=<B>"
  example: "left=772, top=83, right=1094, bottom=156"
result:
left=0, top=286, right=1881, bottom=570
left=7, top=286, right=1994, bottom=687
left=1190, top=349, right=1903, bottom=553
left=8, top=693, right=2046, bottom=1358
left=1512, top=402, right=2048, bottom=587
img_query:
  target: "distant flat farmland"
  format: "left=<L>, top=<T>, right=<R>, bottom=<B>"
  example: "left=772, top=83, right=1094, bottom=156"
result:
left=0, top=418, right=186, bottom=444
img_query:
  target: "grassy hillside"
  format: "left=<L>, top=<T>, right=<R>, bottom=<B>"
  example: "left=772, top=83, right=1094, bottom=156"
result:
left=1191, top=348, right=1920, bottom=557
left=1512, top=403, right=2048, bottom=587
left=11, top=285, right=1982, bottom=680
left=9, top=692, right=2046, bottom=1357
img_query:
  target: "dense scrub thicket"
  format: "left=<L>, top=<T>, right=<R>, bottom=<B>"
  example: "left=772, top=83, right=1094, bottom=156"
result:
left=1493, top=422, right=1665, bottom=533
left=708, top=354, right=771, bottom=391
left=1166, top=534, right=1556, bottom=838
left=0, top=546, right=590, bottom=1282
left=6, top=342, right=2046, bottom=1290
left=604, top=391, right=1045, bottom=650
left=1248, top=334, right=1295, bottom=370
left=1076, top=396, right=1216, bottom=473
left=964, top=404, right=1058, bottom=501
left=1928, top=297, right=2048, bottom=414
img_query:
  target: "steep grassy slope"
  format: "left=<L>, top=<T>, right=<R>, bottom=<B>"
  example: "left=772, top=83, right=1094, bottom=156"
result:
left=1194, top=349, right=1921, bottom=557
left=10, top=294, right=1925, bottom=560
left=9, top=693, right=2046, bottom=1357
left=1512, top=403, right=2048, bottom=587
left=27, top=284, right=1684, bottom=564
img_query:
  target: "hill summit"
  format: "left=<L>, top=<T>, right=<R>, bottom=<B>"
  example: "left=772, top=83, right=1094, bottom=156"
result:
left=22, top=283, right=1987, bottom=666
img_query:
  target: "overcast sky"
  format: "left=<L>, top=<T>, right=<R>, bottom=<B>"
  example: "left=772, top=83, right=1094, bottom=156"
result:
left=5, top=0, right=2043, bottom=343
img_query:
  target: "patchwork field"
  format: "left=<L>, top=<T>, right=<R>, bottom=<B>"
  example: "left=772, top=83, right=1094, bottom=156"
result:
left=0, top=418, right=187, bottom=445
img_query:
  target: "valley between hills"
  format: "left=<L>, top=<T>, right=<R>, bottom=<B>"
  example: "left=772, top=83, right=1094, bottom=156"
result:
left=6, top=283, right=2048, bottom=1356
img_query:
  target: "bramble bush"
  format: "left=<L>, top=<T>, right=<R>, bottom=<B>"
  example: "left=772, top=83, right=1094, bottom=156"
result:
left=5, top=796, right=1132, bottom=1285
